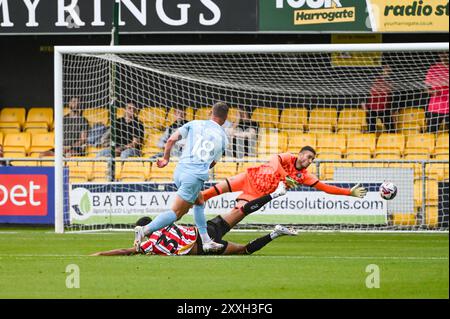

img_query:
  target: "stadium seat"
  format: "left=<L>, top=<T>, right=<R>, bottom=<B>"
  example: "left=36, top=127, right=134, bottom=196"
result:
left=404, top=134, right=435, bottom=157
left=83, top=107, right=109, bottom=128
left=337, top=108, right=366, bottom=133
left=307, top=107, right=337, bottom=133
left=435, top=133, right=449, bottom=156
left=120, top=161, right=149, bottom=182
left=138, top=107, right=167, bottom=130
left=0, top=132, right=3, bottom=145
left=3, top=132, right=31, bottom=154
left=316, top=133, right=347, bottom=156
left=226, top=107, right=240, bottom=124
left=213, top=162, right=238, bottom=180
left=346, top=152, right=371, bottom=160
left=279, top=108, right=308, bottom=131
left=29, top=132, right=54, bottom=157
left=375, top=133, right=405, bottom=157
left=251, top=107, right=280, bottom=129
left=287, top=133, right=316, bottom=152
left=0, top=107, right=26, bottom=132
left=320, top=162, right=352, bottom=180
left=396, top=107, right=425, bottom=134
left=70, top=161, right=94, bottom=182
left=257, top=130, right=288, bottom=156
left=166, top=107, right=194, bottom=124
left=414, top=179, right=440, bottom=208
left=425, top=206, right=439, bottom=228
left=0, top=107, right=26, bottom=126
left=150, top=161, right=177, bottom=182
left=194, top=107, right=211, bottom=120
left=426, top=163, right=448, bottom=181
left=346, top=133, right=376, bottom=156
left=23, top=107, right=53, bottom=132
left=91, top=161, right=109, bottom=182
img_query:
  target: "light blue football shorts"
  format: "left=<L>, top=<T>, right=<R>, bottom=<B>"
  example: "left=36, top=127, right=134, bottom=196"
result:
left=173, top=168, right=205, bottom=204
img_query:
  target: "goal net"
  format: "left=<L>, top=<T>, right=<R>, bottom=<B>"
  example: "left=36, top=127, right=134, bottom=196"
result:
left=54, top=43, right=449, bottom=233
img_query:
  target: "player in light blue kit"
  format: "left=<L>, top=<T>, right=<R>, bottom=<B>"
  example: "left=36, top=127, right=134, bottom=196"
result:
left=134, top=102, right=230, bottom=253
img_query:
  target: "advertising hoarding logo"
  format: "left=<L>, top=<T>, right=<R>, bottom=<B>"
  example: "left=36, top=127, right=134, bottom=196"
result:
left=0, top=174, right=48, bottom=216
left=70, top=187, right=93, bottom=220
left=260, top=0, right=370, bottom=31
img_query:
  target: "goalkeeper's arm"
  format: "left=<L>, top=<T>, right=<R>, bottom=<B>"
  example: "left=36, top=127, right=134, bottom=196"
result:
left=312, top=181, right=367, bottom=198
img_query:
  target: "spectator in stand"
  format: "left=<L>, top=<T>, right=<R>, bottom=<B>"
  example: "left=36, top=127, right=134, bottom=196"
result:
left=97, top=102, right=144, bottom=158
left=425, top=52, right=449, bottom=133
left=362, top=65, right=395, bottom=133
left=227, top=107, right=259, bottom=158
left=155, top=108, right=189, bottom=158
left=63, top=97, right=89, bottom=157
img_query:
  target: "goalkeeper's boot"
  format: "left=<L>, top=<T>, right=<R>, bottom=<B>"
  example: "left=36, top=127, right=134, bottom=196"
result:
left=202, top=240, right=224, bottom=253
left=271, top=181, right=287, bottom=199
left=273, top=225, right=298, bottom=237
left=134, top=226, right=145, bottom=252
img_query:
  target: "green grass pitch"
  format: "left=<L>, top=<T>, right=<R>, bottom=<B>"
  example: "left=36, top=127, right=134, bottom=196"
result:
left=0, top=228, right=447, bottom=299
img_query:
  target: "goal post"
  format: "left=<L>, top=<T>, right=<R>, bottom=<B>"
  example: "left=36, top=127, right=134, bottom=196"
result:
left=54, top=42, right=449, bottom=233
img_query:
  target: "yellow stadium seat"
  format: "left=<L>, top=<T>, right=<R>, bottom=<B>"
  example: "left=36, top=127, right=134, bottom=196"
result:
left=0, top=107, right=26, bottom=129
left=346, top=152, right=371, bottom=160
left=83, top=108, right=109, bottom=127
left=279, top=108, right=308, bottom=131
left=414, top=179, right=440, bottom=208
left=150, top=161, right=177, bottom=182
left=346, top=133, right=376, bottom=156
left=70, top=161, right=94, bottom=181
left=139, top=107, right=167, bottom=130
left=91, top=161, right=110, bottom=182
left=213, top=162, right=238, bottom=180
left=3, top=132, right=31, bottom=154
left=425, top=206, right=439, bottom=228
left=320, top=163, right=352, bottom=180
left=307, top=107, right=337, bottom=133
left=194, top=107, right=211, bottom=120
left=287, top=133, right=316, bottom=152
left=23, top=107, right=53, bottom=132
left=166, top=107, right=194, bottom=124
left=375, top=133, right=405, bottom=157
left=392, top=213, right=417, bottom=226
left=396, top=107, right=425, bottom=134
left=40, top=156, right=54, bottom=167
left=426, top=163, right=448, bottom=181
left=257, top=130, right=288, bottom=156
left=226, top=107, right=240, bottom=124
left=251, top=107, right=280, bottom=129
left=29, top=132, right=54, bottom=156
left=404, top=134, right=435, bottom=157
left=115, top=107, right=125, bottom=119
left=375, top=153, right=402, bottom=160
left=0, top=132, right=3, bottom=145
left=238, top=160, right=259, bottom=173
left=435, top=133, right=449, bottom=156
left=316, top=133, right=347, bottom=156
left=120, top=161, right=149, bottom=182
left=337, top=108, right=366, bottom=133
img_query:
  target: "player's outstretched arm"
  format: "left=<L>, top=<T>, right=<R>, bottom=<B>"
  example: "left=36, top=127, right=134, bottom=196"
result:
left=90, top=247, right=140, bottom=256
left=313, top=181, right=367, bottom=198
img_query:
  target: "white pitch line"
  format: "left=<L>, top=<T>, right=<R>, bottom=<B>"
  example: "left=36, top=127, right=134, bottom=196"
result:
left=0, top=254, right=447, bottom=261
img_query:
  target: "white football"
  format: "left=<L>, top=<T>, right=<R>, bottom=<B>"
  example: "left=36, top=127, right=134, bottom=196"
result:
left=379, top=182, right=397, bottom=200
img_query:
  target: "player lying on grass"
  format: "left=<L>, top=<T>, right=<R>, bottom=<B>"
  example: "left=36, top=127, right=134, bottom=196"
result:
left=192, top=146, right=368, bottom=231
left=91, top=185, right=295, bottom=256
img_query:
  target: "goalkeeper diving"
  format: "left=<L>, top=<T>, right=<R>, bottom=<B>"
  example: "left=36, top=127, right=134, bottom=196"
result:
left=193, top=146, right=368, bottom=229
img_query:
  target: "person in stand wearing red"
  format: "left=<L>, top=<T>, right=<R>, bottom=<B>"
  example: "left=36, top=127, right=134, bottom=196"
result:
left=362, top=64, right=395, bottom=133
left=425, top=52, right=449, bottom=133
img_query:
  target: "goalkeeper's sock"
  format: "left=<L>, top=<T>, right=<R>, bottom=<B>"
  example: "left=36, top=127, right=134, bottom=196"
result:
left=245, top=234, right=273, bottom=255
left=241, top=195, right=272, bottom=216
left=193, top=204, right=212, bottom=243
left=143, top=210, right=177, bottom=235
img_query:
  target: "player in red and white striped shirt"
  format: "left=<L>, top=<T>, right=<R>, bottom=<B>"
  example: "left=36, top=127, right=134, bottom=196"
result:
left=91, top=192, right=297, bottom=257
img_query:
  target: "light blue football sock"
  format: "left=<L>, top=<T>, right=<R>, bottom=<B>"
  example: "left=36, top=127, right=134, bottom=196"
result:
left=193, top=204, right=211, bottom=242
left=143, top=210, right=177, bottom=235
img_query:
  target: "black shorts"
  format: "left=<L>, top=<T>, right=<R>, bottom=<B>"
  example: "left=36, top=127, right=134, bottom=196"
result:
left=196, top=216, right=231, bottom=255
